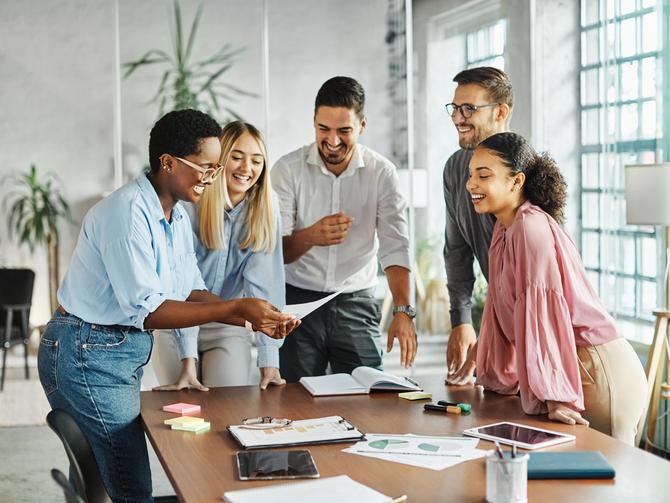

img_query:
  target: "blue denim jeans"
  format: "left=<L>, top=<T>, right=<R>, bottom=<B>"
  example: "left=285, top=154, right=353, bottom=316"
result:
left=38, top=309, right=154, bottom=503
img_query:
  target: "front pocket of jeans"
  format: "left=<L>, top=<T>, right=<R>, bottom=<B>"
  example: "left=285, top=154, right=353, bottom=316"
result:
left=38, top=338, right=59, bottom=396
left=83, top=327, right=127, bottom=349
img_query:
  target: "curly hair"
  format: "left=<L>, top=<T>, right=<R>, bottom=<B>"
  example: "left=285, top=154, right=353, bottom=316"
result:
left=478, top=132, right=567, bottom=224
left=148, top=109, right=222, bottom=172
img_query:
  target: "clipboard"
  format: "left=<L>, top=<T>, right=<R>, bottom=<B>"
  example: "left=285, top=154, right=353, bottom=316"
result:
left=228, top=416, right=365, bottom=450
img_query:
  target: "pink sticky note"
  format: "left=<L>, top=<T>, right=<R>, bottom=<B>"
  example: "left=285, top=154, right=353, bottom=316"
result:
left=162, top=403, right=201, bottom=416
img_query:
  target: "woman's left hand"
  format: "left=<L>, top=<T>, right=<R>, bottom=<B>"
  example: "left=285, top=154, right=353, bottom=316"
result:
left=259, top=367, right=286, bottom=390
left=547, top=400, right=589, bottom=426
left=153, top=357, right=209, bottom=392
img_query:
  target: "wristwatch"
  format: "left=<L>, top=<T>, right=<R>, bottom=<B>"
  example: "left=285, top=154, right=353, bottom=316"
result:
left=392, top=305, right=417, bottom=319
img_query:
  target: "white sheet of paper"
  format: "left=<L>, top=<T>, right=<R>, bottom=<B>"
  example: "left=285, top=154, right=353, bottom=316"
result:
left=343, top=434, right=486, bottom=471
left=284, top=290, right=343, bottom=320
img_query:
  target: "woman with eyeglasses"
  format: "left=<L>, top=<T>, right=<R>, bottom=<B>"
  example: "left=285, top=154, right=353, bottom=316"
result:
left=151, top=121, right=288, bottom=391
left=37, top=109, right=299, bottom=502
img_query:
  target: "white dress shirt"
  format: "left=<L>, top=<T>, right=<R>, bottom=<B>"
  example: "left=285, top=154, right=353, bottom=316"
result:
left=271, top=142, right=410, bottom=293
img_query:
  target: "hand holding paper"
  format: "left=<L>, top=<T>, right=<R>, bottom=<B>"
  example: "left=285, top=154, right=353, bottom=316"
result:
left=283, top=290, right=343, bottom=320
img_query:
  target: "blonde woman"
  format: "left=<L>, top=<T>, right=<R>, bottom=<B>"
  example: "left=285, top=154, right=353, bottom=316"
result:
left=152, top=121, right=286, bottom=390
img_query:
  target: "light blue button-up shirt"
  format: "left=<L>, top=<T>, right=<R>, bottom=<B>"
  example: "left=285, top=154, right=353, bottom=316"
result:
left=175, top=194, right=286, bottom=367
left=58, top=173, right=206, bottom=350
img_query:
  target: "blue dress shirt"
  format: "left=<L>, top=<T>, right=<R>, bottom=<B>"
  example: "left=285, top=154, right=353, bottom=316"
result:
left=176, top=194, right=286, bottom=367
left=58, top=173, right=206, bottom=347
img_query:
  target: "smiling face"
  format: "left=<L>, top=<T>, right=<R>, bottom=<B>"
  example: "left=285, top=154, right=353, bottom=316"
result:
left=467, top=147, right=525, bottom=226
left=164, top=136, right=222, bottom=204
left=224, top=132, right=265, bottom=206
left=451, top=83, right=507, bottom=150
left=314, top=106, right=366, bottom=174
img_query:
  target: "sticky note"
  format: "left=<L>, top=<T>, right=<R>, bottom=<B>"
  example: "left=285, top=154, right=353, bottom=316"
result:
left=162, top=403, right=201, bottom=415
left=164, top=416, right=205, bottom=426
left=399, top=391, right=433, bottom=401
left=171, top=421, right=211, bottom=434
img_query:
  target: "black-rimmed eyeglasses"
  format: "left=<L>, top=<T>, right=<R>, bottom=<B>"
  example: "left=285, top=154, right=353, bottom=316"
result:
left=445, top=103, right=499, bottom=119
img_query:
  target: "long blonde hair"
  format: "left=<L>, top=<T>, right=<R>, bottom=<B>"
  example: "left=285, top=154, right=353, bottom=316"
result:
left=198, top=122, right=276, bottom=253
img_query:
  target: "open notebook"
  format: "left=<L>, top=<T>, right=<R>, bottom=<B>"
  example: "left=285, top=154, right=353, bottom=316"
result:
left=300, top=366, right=422, bottom=396
left=223, top=475, right=391, bottom=503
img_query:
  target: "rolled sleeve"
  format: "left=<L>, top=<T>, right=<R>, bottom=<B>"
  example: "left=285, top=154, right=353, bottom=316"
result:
left=271, top=159, right=297, bottom=236
left=376, top=167, right=410, bottom=270
left=172, top=327, right=199, bottom=360
left=255, top=333, right=282, bottom=368
left=101, top=230, right=169, bottom=330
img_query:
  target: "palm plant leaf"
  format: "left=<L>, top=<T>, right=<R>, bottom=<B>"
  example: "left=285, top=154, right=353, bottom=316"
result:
left=183, top=3, right=203, bottom=66
left=122, top=49, right=172, bottom=79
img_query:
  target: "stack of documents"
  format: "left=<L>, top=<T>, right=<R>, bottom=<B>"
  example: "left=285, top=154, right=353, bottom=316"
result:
left=222, top=475, right=391, bottom=502
left=343, top=433, right=487, bottom=470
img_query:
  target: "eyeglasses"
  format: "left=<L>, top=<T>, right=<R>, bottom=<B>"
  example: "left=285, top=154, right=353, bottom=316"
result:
left=175, top=156, right=223, bottom=182
left=445, top=102, right=499, bottom=119
left=240, top=416, right=293, bottom=429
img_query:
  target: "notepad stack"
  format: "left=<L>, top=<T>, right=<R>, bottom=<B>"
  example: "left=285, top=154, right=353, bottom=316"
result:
left=162, top=402, right=210, bottom=434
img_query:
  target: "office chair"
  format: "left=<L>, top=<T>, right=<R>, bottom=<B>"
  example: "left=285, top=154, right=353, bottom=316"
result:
left=51, top=468, right=86, bottom=503
left=0, top=268, right=34, bottom=391
left=46, top=409, right=179, bottom=503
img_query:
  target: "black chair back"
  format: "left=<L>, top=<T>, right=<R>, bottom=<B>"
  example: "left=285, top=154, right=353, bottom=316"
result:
left=51, top=468, right=86, bottom=503
left=46, top=409, right=113, bottom=503
left=0, top=268, right=35, bottom=328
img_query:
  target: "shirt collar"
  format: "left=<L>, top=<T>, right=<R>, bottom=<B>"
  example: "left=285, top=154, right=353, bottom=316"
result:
left=135, top=172, right=184, bottom=223
left=306, top=142, right=365, bottom=177
left=224, top=197, right=248, bottom=218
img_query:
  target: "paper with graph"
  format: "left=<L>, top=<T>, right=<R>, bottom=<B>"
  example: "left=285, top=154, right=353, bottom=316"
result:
left=343, top=434, right=487, bottom=470
left=228, top=416, right=364, bottom=449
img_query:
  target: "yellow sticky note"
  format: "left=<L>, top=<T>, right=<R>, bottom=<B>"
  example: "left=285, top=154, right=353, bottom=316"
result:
left=171, top=421, right=211, bottom=433
left=399, top=391, right=433, bottom=401
left=164, top=416, right=205, bottom=426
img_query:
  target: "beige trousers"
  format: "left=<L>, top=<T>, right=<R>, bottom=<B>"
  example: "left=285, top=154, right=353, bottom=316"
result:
left=577, top=337, right=648, bottom=445
left=151, top=324, right=254, bottom=387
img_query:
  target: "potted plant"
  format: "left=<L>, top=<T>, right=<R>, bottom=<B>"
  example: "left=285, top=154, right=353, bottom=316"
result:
left=6, top=164, right=73, bottom=313
left=123, top=1, right=256, bottom=123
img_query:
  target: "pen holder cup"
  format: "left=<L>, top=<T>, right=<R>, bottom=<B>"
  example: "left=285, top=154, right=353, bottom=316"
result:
left=485, top=450, right=528, bottom=503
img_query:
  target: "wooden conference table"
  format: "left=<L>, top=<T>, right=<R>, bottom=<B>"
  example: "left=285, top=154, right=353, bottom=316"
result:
left=141, top=377, right=670, bottom=502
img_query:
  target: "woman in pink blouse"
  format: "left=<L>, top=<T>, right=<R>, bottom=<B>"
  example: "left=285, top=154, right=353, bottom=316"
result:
left=460, top=132, right=647, bottom=444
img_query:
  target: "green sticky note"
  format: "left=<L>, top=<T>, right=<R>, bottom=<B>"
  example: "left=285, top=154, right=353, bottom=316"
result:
left=399, top=391, right=432, bottom=401
left=171, top=421, right=211, bottom=434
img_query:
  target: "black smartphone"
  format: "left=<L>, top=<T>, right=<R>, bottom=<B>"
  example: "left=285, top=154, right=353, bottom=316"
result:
left=236, top=449, right=319, bottom=480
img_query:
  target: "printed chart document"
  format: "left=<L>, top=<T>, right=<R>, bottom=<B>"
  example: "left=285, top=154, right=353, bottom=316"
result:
left=300, top=366, right=422, bottom=396
left=223, top=475, right=391, bottom=503
left=228, top=416, right=364, bottom=449
left=284, top=290, right=342, bottom=320
left=343, top=434, right=487, bottom=471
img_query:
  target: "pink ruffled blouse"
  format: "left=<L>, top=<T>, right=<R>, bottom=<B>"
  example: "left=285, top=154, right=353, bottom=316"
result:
left=475, top=201, right=620, bottom=414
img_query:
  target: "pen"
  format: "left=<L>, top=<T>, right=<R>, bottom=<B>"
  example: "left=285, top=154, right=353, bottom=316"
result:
left=353, top=449, right=462, bottom=457
left=423, top=403, right=462, bottom=415
left=436, top=400, right=472, bottom=413
left=389, top=495, right=408, bottom=503
left=404, top=376, right=420, bottom=387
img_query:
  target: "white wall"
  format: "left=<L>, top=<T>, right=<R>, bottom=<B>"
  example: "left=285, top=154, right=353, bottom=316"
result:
left=0, top=0, right=393, bottom=325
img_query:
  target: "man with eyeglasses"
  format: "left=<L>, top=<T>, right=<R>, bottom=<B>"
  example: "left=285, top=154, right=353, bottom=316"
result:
left=443, top=67, right=513, bottom=385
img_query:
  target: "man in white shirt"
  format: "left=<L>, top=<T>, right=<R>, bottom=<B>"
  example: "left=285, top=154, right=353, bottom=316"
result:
left=272, top=76, right=417, bottom=381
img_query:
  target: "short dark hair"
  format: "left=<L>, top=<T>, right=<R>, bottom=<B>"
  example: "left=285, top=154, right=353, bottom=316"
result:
left=479, top=132, right=566, bottom=223
left=314, top=76, right=365, bottom=119
left=148, top=109, right=222, bottom=172
left=453, top=67, right=514, bottom=109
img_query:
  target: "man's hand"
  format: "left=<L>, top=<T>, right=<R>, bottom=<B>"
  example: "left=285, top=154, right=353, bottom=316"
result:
left=387, top=312, right=417, bottom=368
left=153, top=358, right=209, bottom=392
left=306, top=212, right=353, bottom=246
left=238, top=299, right=301, bottom=339
left=445, top=341, right=477, bottom=385
left=259, top=367, right=286, bottom=390
left=446, top=323, right=477, bottom=376
left=547, top=401, right=590, bottom=426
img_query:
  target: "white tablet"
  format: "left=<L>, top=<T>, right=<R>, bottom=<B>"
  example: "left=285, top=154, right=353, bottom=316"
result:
left=463, top=421, right=575, bottom=450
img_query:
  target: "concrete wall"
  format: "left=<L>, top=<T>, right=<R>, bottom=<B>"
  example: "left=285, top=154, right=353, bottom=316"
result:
left=0, top=0, right=392, bottom=324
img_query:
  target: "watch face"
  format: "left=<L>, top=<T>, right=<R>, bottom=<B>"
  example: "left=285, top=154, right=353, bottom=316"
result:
left=395, top=306, right=416, bottom=318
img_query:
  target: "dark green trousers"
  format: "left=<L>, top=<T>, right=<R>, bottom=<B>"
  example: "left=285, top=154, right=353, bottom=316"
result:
left=279, top=284, right=383, bottom=382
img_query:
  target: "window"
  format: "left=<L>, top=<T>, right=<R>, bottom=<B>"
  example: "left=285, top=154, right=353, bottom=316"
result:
left=466, top=19, right=506, bottom=69
left=579, top=0, right=662, bottom=341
